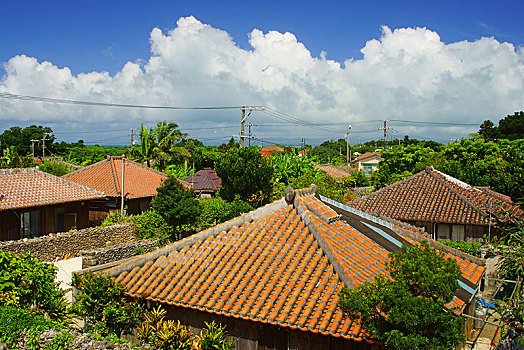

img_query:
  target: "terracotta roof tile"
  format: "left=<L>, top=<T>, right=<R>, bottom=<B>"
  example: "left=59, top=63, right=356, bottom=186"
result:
left=0, top=168, right=104, bottom=210
left=106, top=186, right=485, bottom=343
left=62, top=156, right=167, bottom=199
left=349, top=167, right=523, bottom=225
left=314, top=164, right=351, bottom=179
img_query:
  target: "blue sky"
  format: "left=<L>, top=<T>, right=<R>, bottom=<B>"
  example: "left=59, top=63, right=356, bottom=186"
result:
left=0, top=0, right=523, bottom=145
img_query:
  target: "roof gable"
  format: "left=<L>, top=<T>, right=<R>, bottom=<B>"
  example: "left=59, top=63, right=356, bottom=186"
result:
left=103, top=186, right=485, bottom=343
left=0, top=168, right=104, bottom=211
left=63, top=156, right=168, bottom=199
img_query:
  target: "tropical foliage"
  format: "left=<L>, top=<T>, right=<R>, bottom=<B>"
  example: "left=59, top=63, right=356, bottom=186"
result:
left=151, top=176, right=201, bottom=229
left=338, top=242, right=464, bottom=350
left=71, top=272, right=141, bottom=337
left=215, top=147, right=274, bottom=206
left=0, top=251, right=68, bottom=319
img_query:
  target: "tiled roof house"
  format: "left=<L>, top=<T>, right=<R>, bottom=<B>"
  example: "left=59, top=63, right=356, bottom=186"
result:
left=84, top=186, right=485, bottom=349
left=183, top=168, right=221, bottom=197
left=261, top=145, right=285, bottom=157
left=315, top=164, right=352, bottom=179
left=0, top=168, right=105, bottom=241
left=63, top=156, right=168, bottom=220
left=349, top=166, right=523, bottom=242
left=353, top=152, right=383, bottom=173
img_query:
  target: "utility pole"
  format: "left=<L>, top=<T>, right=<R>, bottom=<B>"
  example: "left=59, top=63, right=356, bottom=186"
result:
left=121, top=155, right=125, bottom=215
left=345, top=124, right=352, bottom=164
left=247, top=123, right=256, bottom=147
left=130, top=128, right=136, bottom=147
left=30, top=139, right=38, bottom=160
left=379, top=120, right=390, bottom=150
left=240, top=107, right=245, bottom=148
left=261, top=137, right=264, bottom=148
left=42, top=133, right=49, bottom=158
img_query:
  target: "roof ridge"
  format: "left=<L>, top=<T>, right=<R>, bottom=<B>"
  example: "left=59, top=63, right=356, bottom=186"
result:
left=427, top=169, right=490, bottom=224
left=293, top=195, right=354, bottom=289
left=322, top=194, right=485, bottom=266
left=62, top=157, right=109, bottom=178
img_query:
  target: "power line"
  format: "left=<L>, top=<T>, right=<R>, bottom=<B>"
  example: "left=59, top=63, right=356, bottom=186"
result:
left=0, top=92, right=246, bottom=110
left=390, top=119, right=479, bottom=126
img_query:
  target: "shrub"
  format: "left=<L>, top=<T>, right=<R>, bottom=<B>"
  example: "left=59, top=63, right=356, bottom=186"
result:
left=151, top=176, right=201, bottom=229
left=133, top=210, right=173, bottom=240
left=137, top=306, right=195, bottom=350
left=38, top=160, right=72, bottom=177
left=438, top=240, right=483, bottom=258
left=0, top=305, right=65, bottom=348
left=100, top=211, right=132, bottom=227
left=0, top=251, right=68, bottom=319
left=197, top=196, right=253, bottom=229
left=198, top=321, right=235, bottom=350
left=71, top=273, right=141, bottom=337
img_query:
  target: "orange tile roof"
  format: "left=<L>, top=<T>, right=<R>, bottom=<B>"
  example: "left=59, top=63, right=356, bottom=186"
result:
left=314, top=164, right=351, bottom=179
left=105, top=186, right=484, bottom=343
left=349, top=166, right=522, bottom=225
left=63, top=156, right=168, bottom=199
left=354, top=152, right=382, bottom=162
left=261, top=145, right=285, bottom=152
left=0, top=168, right=105, bottom=211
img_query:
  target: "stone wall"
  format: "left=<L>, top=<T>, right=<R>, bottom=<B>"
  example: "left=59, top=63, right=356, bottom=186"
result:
left=81, top=239, right=158, bottom=269
left=0, top=223, right=136, bottom=262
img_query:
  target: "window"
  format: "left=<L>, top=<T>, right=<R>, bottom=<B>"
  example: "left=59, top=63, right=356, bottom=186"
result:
left=56, top=207, right=65, bottom=233
left=64, top=213, right=77, bottom=231
left=437, top=223, right=451, bottom=240
left=20, top=211, right=41, bottom=238
left=451, top=224, right=465, bottom=241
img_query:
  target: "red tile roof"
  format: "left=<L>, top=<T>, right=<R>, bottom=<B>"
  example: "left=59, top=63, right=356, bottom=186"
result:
left=105, top=186, right=484, bottom=343
left=261, top=145, right=285, bottom=152
left=353, top=152, right=382, bottom=162
left=62, top=156, right=167, bottom=200
left=349, top=166, right=523, bottom=225
left=183, top=168, right=221, bottom=192
left=0, top=168, right=104, bottom=211
left=315, top=164, right=351, bottom=179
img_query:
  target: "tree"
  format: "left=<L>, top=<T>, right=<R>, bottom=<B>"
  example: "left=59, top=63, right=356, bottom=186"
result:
left=479, top=120, right=499, bottom=141
left=215, top=147, right=274, bottom=206
left=151, top=176, right=201, bottom=230
left=338, top=242, right=464, bottom=350
left=133, top=121, right=189, bottom=171
left=498, top=111, right=524, bottom=140
left=0, top=125, right=55, bottom=156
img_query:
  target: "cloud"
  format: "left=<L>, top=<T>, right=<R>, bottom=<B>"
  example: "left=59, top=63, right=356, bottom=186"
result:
left=1, top=16, right=523, bottom=145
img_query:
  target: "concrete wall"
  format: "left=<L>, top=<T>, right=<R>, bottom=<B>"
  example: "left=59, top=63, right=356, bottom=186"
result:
left=0, top=223, right=136, bottom=262
left=81, top=239, right=158, bottom=268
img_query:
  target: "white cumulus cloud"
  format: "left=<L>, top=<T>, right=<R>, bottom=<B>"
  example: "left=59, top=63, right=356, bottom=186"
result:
left=0, top=16, right=523, bottom=145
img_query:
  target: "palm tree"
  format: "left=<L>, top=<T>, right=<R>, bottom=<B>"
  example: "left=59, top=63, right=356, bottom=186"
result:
left=131, top=121, right=189, bottom=171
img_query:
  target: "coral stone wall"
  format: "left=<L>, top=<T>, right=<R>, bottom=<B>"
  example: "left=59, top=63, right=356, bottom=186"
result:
left=0, top=223, right=136, bottom=262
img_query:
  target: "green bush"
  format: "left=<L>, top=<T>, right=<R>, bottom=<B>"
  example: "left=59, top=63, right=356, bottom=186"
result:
left=71, top=273, right=141, bottom=337
left=137, top=306, right=194, bottom=350
left=0, top=251, right=68, bottom=319
left=198, top=321, right=235, bottom=350
left=100, top=211, right=132, bottom=227
left=0, top=305, right=65, bottom=348
left=438, top=240, right=483, bottom=258
left=133, top=210, right=173, bottom=240
left=197, top=196, right=253, bottom=229
left=38, top=160, right=72, bottom=177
